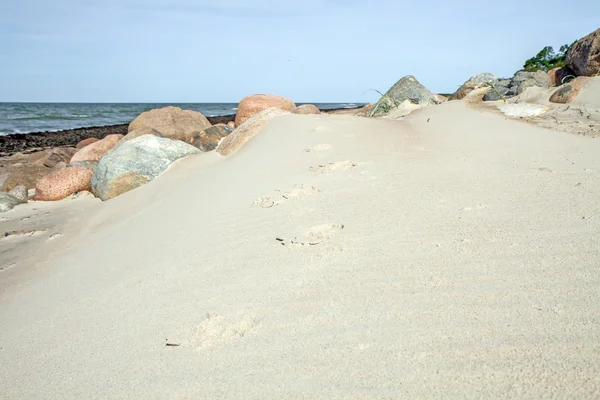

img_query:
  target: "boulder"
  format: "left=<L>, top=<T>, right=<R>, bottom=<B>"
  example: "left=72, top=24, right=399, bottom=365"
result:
left=433, top=94, right=448, bottom=103
left=1, top=164, right=49, bottom=191
left=549, top=77, right=591, bottom=104
left=117, top=127, right=164, bottom=149
left=69, top=160, right=99, bottom=172
left=34, top=166, right=95, bottom=201
left=294, top=104, right=321, bottom=115
left=565, top=28, right=600, bottom=76
left=91, top=135, right=200, bottom=200
left=44, top=148, right=76, bottom=168
left=235, top=94, right=296, bottom=127
left=70, top=134, right=123, bottom=163
left=0, top=192, right=25, bottom=213
left=190, top=125, right=233, bottom=152
left=382, top=75, right=437, bottom=107
left=218, top=108, right=290, bottom=156
left=451, top=73, right=498, bottom=100
left=482, top=79, right=510, bottom=101
left=507, top=70, right=551, bottom=96
left=53, top=161, right=68, bottom=171
left=76, top=137, right=100, bottom=149
left=548, top=66, right=575, bottom=86
left=128, top=106, right=211, bottom=143
left=8, top=184, right=28, bottom=202
left=227, top=121, right=236, bottom=129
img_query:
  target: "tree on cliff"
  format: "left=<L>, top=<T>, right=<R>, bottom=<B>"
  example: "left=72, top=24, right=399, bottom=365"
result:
left=523, top=43, right=574, bottom=72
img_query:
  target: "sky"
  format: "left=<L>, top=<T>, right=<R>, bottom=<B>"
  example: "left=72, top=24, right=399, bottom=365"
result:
left=0, top=0, right=598, bottom=103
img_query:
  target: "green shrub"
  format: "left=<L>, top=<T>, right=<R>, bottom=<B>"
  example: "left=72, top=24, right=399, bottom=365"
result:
left=523, top=43, right=574, bottom=72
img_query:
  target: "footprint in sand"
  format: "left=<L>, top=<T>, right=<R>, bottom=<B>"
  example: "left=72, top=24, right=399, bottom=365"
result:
left=309, top=161, right=359, bottom=174
left=187, top=313, right=260, bottom=350
left=1, top=229, right=47, bottom=241
left=254, top=184, right=320, bottom=209
left=47, top=233, right=63, bottom=241
left=276, top=223, right=344, bottom=247
left=304, top=143, right=332, bottom=153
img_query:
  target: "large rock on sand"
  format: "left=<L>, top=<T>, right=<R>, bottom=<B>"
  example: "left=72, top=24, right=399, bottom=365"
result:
left=128, top=106, right=212, bottom=143
left=549, top=76, right=591, bottom=104
left=293, top=104, right=321, bottom=115
left=190, top=125, right=233, bottom=152
left=91, top=135, right=200, bottom=200
left=0, top=192, right=25, bottom=213
left=382, top=75, right=438, bottom=107
left=218, top=108, right=290, bottom=156
left=70, top=134, right=123, bottom=163
left=235, top=94, right=296, bottom=127
left=76, top=138, right=99, bottom=149
left=1, top=164, right=49, bottom=191
left=451, top=73, right=498, bottom=100
left=507, top=70, right=551, bottom=96
left=548, top=66, right=575, bottom=86
left=8, top=184, right=28, bottom=202
left=566, top=28, right=600, bottom=77
left=34, top=166, right=94, bottom=201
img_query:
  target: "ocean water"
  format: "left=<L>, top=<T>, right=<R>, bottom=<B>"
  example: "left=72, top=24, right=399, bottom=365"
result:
left=0, top=102, right=364, bottom=135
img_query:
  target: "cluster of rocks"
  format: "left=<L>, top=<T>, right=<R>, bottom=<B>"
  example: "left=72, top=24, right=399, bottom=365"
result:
left=452, top=27, right=599, bottom=103
left=0, top=95, right=322, bottom=212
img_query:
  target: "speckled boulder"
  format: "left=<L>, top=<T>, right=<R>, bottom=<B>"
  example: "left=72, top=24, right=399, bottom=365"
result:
left=128, top=106, right=211, bottom=143
left=293, top=104, right=321, bottom=115
left=91, top=135, right=200, bottom=200
left=34, top=166, right=94, bottom=201
left=235, top=94, right=296, bottom=127
left=190, top=125, right=233, bottom=152
left=70, top=134, right=123, bottom=163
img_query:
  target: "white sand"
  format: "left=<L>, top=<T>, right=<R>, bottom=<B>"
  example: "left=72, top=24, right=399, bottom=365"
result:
left=1, top=101, right=600, bottom=398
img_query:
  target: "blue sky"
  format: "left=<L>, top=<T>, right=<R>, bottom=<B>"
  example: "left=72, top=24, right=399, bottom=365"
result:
left=0, top=0, right=598, bottom=103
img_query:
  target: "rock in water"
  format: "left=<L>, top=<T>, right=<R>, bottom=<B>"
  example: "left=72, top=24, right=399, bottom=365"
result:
left=190, top=126, right=233, bottom=152
left=128, top=106, right=211, bottom=143
left=235, top=94, right=296, bottom=127
left=549, top=77, right=591, bottom=104
left=0, top=192, right=25, bottom=213
left=70, top=134, right=123, bottom=163
left=293, top=104, right=321, bottom=115
left=383, top=75, right=437, bottom=106
left=218, top=108, right=291, bottom=156
left=34, top=166, right=95, bottom=201
left=451, top=73, right=498, bottom=100
left=566, top=28, right=600, bottom=77
left=91, top=135, right=200, bottom=200
left=7, top=184, right=28, bottom=202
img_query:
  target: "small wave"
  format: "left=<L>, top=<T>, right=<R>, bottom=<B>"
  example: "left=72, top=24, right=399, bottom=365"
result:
left=12, top=115, right=92, bottom=121
left=231, top=107, right=238, bottom=111
left=343, top=103, right=359, bottom=109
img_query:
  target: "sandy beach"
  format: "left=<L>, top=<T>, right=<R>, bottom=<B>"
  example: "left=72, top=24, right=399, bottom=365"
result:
left=1, top=97, right=599, bottom=398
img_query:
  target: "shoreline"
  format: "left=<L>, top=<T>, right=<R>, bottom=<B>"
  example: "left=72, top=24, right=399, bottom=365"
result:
left=0, top=107, right=363, bottom=156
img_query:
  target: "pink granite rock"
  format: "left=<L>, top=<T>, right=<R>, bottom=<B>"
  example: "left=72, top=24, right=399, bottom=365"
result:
left=34, top=166, right=94, bottom=201
left=70, top=134, right=123, bottom=163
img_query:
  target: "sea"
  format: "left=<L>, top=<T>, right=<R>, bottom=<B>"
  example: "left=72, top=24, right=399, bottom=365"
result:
left=0, top=102, right=364, bottom=135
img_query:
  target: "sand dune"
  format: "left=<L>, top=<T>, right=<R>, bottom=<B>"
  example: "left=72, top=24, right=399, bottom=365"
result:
left=1, top=102, right=600, bottom=398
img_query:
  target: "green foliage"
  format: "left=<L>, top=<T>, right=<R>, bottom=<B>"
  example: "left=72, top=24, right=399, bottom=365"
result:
left=364, top=89, right=399, bottom=118
left=523, top=42, right=575, bottom=72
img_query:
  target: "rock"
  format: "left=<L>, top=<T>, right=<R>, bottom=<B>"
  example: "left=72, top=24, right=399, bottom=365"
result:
left=214, top=123, right=227, bottom=127
left=218, top=108, right=290, bottom=156
left=451, top=73, right=498, bottom=100
left=507, top=70, right=551, bottom=96
left=482, top=79, right=510, bottom=101
left=227, top=121, right=235, bottom=129
left=8, top=184, right=28, bottom=202
left=76, top=137, right=99, bottom=149
left=27, top=188, right=35, bottom=198
left=53, top=161, right=68, bottom=171
left=62, top=190, right=96, bottom=201
left=235, top=94, right=296, bottom=127
left=190, top=125, right=233, bottom=152
left=34, top=166, right=95, bottom=201
left=0, top=192, right=25, bottom=213
left=70, top=134, right=123, bottom=163
left=433, top=94, right=448, bottom=103
left=44, top=148, right=76, bottom=168
left=383, top=75, right=437, bottom=106
left=549, top=77, right=591, bottom=104
left=26, top=150, right=52, bottom=166
left=293, top=104, right=321, bottom=115
left=69, top=160, right=99, bottom=172
left=91, top=135, right=200, bottom=200
left=355, top=104, right=376, bottom=117
left=119, top=127, right=164, bottom=145
left=1, top=164, right=49, bottom=191
left=128, top=106, right=211, bottom=143
left=548, top=66, right=576, bottom=86
left=565, top=28, right=600, bottom=76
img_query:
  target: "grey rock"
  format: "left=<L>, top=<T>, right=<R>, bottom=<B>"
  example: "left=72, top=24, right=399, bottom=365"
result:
left=451, top=72, right=498, bottom=100
left=70, top=160, right=99, bottom=172
left=507, top=70, right=551, bottom=95
left=7, top=184, right=28, bottom=202
left=383, top=75, right=437, bottom=106
left=0, top=192, right=26, bottom=213
left=91, top=135, right=200, bottom=200
left=483, top=80, right=510, bottom=101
